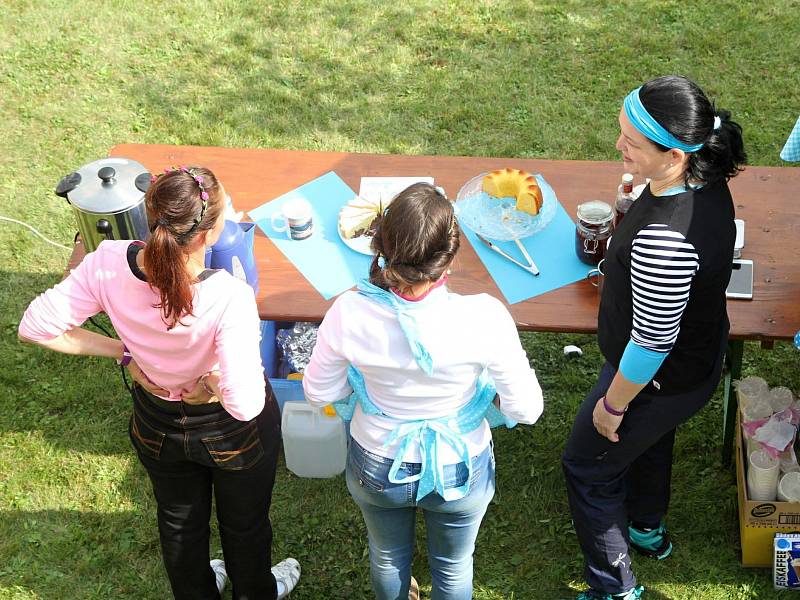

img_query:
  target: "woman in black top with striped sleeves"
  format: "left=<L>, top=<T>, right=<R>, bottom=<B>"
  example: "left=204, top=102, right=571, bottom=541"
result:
left=562, top=76, right=747, bottom=600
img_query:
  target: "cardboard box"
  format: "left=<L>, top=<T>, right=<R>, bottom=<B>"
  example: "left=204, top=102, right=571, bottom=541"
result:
left=736, top=411, right=800, bottom=567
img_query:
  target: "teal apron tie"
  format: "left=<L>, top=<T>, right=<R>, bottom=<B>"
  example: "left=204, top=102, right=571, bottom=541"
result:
left=333, top=279, right=516, bottom=502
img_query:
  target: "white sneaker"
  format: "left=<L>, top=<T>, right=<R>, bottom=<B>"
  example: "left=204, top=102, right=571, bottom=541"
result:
left=210, top=559, right=227, bottom=594
left=272, top=557, right=301, bottom=599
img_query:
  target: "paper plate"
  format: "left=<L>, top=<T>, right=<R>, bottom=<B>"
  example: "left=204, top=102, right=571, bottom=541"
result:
left=338, top=224, right=375, bottom=256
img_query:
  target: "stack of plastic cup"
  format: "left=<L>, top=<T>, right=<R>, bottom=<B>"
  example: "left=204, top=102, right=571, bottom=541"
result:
left=737, top=376, right=769, bottom=409
left=779, top=447, right=800, bottom=474
left=744, top=430, right=760, bottom=457
left=747, top=449, right=779, bottom=501
left=778, top=472, right=800, bottom=502
left=769, top=387, right=796, bottom=413
left=780, top=447, right=800, bottom=474
left=742, top=394, right=773, bottom=423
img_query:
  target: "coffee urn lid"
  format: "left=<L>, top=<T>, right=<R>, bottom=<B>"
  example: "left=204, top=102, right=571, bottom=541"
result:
left=56, top=157, right=151, bottom=214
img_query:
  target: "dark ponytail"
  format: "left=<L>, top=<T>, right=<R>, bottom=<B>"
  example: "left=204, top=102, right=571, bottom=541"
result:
left=688, top=109, right=746, bottom=186
left=369, top=183, right=459, bottom=291
left=142, top=167, right=223, bottom=329
left=639, top=75, right=747, bottom=186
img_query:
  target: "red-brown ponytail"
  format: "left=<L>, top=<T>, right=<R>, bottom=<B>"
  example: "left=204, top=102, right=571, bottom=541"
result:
left=142, top=167, right=223, bottom=329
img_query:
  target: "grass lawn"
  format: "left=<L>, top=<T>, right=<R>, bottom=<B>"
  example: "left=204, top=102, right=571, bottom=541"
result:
left=1, top=1, right=799, bottom=598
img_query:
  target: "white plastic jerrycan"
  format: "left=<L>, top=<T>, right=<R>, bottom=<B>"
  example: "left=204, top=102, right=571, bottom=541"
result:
left=281, top=402, right=347, bottom=478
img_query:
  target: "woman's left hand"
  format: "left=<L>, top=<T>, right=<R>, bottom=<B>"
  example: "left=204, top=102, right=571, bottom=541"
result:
left=592, top=398, right=624, bottom=443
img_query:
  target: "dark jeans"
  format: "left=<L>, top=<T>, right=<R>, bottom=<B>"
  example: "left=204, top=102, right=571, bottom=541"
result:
left=129, top=383, right=281, bottom=600
left=561, top=346, right=725, bottom=594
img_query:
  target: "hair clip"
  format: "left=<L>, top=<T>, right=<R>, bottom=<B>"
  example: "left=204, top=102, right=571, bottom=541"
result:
left=149, top=166, right=210, bottom=234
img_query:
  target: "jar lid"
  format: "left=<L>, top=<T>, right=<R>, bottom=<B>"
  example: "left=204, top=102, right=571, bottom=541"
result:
left=56, top=157, right=151, bottom=214
left=577, top=200, right=614, bottom=226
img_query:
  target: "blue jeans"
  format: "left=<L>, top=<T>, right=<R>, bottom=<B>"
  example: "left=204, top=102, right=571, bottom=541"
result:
left=346, top=439, right=495, bottom=600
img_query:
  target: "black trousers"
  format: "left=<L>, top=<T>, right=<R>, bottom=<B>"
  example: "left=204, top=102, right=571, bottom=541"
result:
left=129, top=383, right=281, bottom=600
left=561, top=347, right=725, bottom=594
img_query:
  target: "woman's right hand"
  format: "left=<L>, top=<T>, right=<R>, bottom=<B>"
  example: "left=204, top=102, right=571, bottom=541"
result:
left=127, top=360, right=170, bottom=397
left=183, top=371, right=222, bottom=405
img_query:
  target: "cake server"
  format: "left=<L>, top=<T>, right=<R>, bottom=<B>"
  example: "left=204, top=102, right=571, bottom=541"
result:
left=474, top=233, right=540, bottom=276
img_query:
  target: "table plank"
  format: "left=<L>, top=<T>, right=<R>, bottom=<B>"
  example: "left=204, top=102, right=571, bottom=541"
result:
left=101, top=144, right=799, bottom=341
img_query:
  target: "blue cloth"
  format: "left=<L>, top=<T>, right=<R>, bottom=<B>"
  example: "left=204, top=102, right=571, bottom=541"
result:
left=248, top=172, right=372, bottom=300
left=333, top=279, right=515, bottom=502
left=355, top=279, right=434, bottom=375
left=618, top=340, right=668, bottom=385
left=781, top=116, right=800, bottom=162
left=462, top=176, right=590, bottom=304
left=624, top=87, right=703, bottom=152
left=346, top=439, right=495, bottom=599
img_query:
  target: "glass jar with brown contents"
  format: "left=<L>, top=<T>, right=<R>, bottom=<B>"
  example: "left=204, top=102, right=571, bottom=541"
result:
left=575, top=200, right=614, bottom=266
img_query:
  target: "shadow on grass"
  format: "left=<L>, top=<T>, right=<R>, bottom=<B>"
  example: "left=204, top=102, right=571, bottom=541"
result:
left=1, top=265, right=791, bottom=598
left=1, top=270, right=135, bottom=457
left=123, top=2, right=629, bottom=161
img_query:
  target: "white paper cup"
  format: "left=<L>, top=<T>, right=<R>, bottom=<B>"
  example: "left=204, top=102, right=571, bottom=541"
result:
left=778, top=472, right=800, bottom=502
left=747, top=449, right=779, bottom=501
left=769, top=387, right=795, bottom=413
left=737, top=376, right=769, bottom=410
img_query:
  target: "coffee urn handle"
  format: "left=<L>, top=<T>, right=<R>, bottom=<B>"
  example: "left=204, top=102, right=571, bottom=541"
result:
left=96, top=219, right=115, bottom=241
left=55, top=172, right=82, bottom=200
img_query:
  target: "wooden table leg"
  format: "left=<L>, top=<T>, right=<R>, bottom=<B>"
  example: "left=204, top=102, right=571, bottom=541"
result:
left=722, top=339, right=744, bottom=466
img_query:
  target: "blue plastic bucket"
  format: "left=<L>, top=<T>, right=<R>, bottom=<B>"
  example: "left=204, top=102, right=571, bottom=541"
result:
left=268, top=378, right=305, bottom=414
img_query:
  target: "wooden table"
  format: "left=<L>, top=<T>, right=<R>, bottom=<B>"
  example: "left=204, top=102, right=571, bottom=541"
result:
left=69, top=144, right=800, bottom=462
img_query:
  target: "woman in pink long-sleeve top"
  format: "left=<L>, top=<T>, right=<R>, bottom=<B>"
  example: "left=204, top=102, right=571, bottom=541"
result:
left=19, top=167, right=300, bottom=600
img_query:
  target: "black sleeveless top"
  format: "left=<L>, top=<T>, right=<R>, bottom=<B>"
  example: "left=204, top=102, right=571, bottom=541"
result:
left=598, top=181, right=736, bottom=395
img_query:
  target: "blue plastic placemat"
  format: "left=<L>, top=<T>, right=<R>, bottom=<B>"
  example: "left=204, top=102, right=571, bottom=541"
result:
left=459, top=177, right=591, bottom=304
left=249, top=172, right=371, bottom=300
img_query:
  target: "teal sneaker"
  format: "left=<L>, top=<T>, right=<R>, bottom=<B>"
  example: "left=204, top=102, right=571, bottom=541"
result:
left=576, top=585, right=645, bottom=599
left=628, top=522, right=673, bottom=560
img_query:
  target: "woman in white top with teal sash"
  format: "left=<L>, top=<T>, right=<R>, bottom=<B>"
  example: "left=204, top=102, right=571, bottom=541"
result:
left=304, top=183, right=544, bottom=600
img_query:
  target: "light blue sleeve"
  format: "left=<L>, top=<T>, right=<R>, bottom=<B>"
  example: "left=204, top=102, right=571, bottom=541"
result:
left=618, top=339, right=668, bottom=384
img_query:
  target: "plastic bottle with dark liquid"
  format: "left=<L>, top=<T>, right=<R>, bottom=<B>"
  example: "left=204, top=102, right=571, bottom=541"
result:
left=614, top=173, right=635, bottom=227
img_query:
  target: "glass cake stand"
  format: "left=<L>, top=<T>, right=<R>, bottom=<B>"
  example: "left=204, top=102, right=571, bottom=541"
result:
left=454, top=172, right=557, bottom=241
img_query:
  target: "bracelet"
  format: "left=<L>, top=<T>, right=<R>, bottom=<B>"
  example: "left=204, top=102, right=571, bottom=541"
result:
left=200, top=375, right=215, bottom=395
left=117, top=344, right=132, bottom=367
left=602, top=395, right=627, bottom=417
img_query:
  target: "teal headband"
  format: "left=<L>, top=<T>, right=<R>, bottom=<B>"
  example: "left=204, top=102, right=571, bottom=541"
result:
left=623, top=87, right=705, bottom=153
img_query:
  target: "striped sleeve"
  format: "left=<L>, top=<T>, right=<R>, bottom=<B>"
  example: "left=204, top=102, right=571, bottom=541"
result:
left=619, top=224, right=699, bottom=384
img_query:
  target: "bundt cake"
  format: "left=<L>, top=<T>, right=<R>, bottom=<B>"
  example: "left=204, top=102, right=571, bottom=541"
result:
left=481, top=168, right=543, bottom=216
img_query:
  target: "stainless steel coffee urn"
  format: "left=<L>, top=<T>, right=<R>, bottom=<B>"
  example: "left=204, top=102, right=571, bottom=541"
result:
left=56, top=157, right=152, bottom=252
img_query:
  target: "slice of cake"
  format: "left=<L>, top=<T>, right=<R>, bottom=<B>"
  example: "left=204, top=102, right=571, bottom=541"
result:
left=339, top=196, right=384, bottom=239
left=481, top=168, right=543, bottom=216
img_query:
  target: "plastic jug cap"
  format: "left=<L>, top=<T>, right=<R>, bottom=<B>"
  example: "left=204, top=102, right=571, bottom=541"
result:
left=211, top=220, right=244, bottom=252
